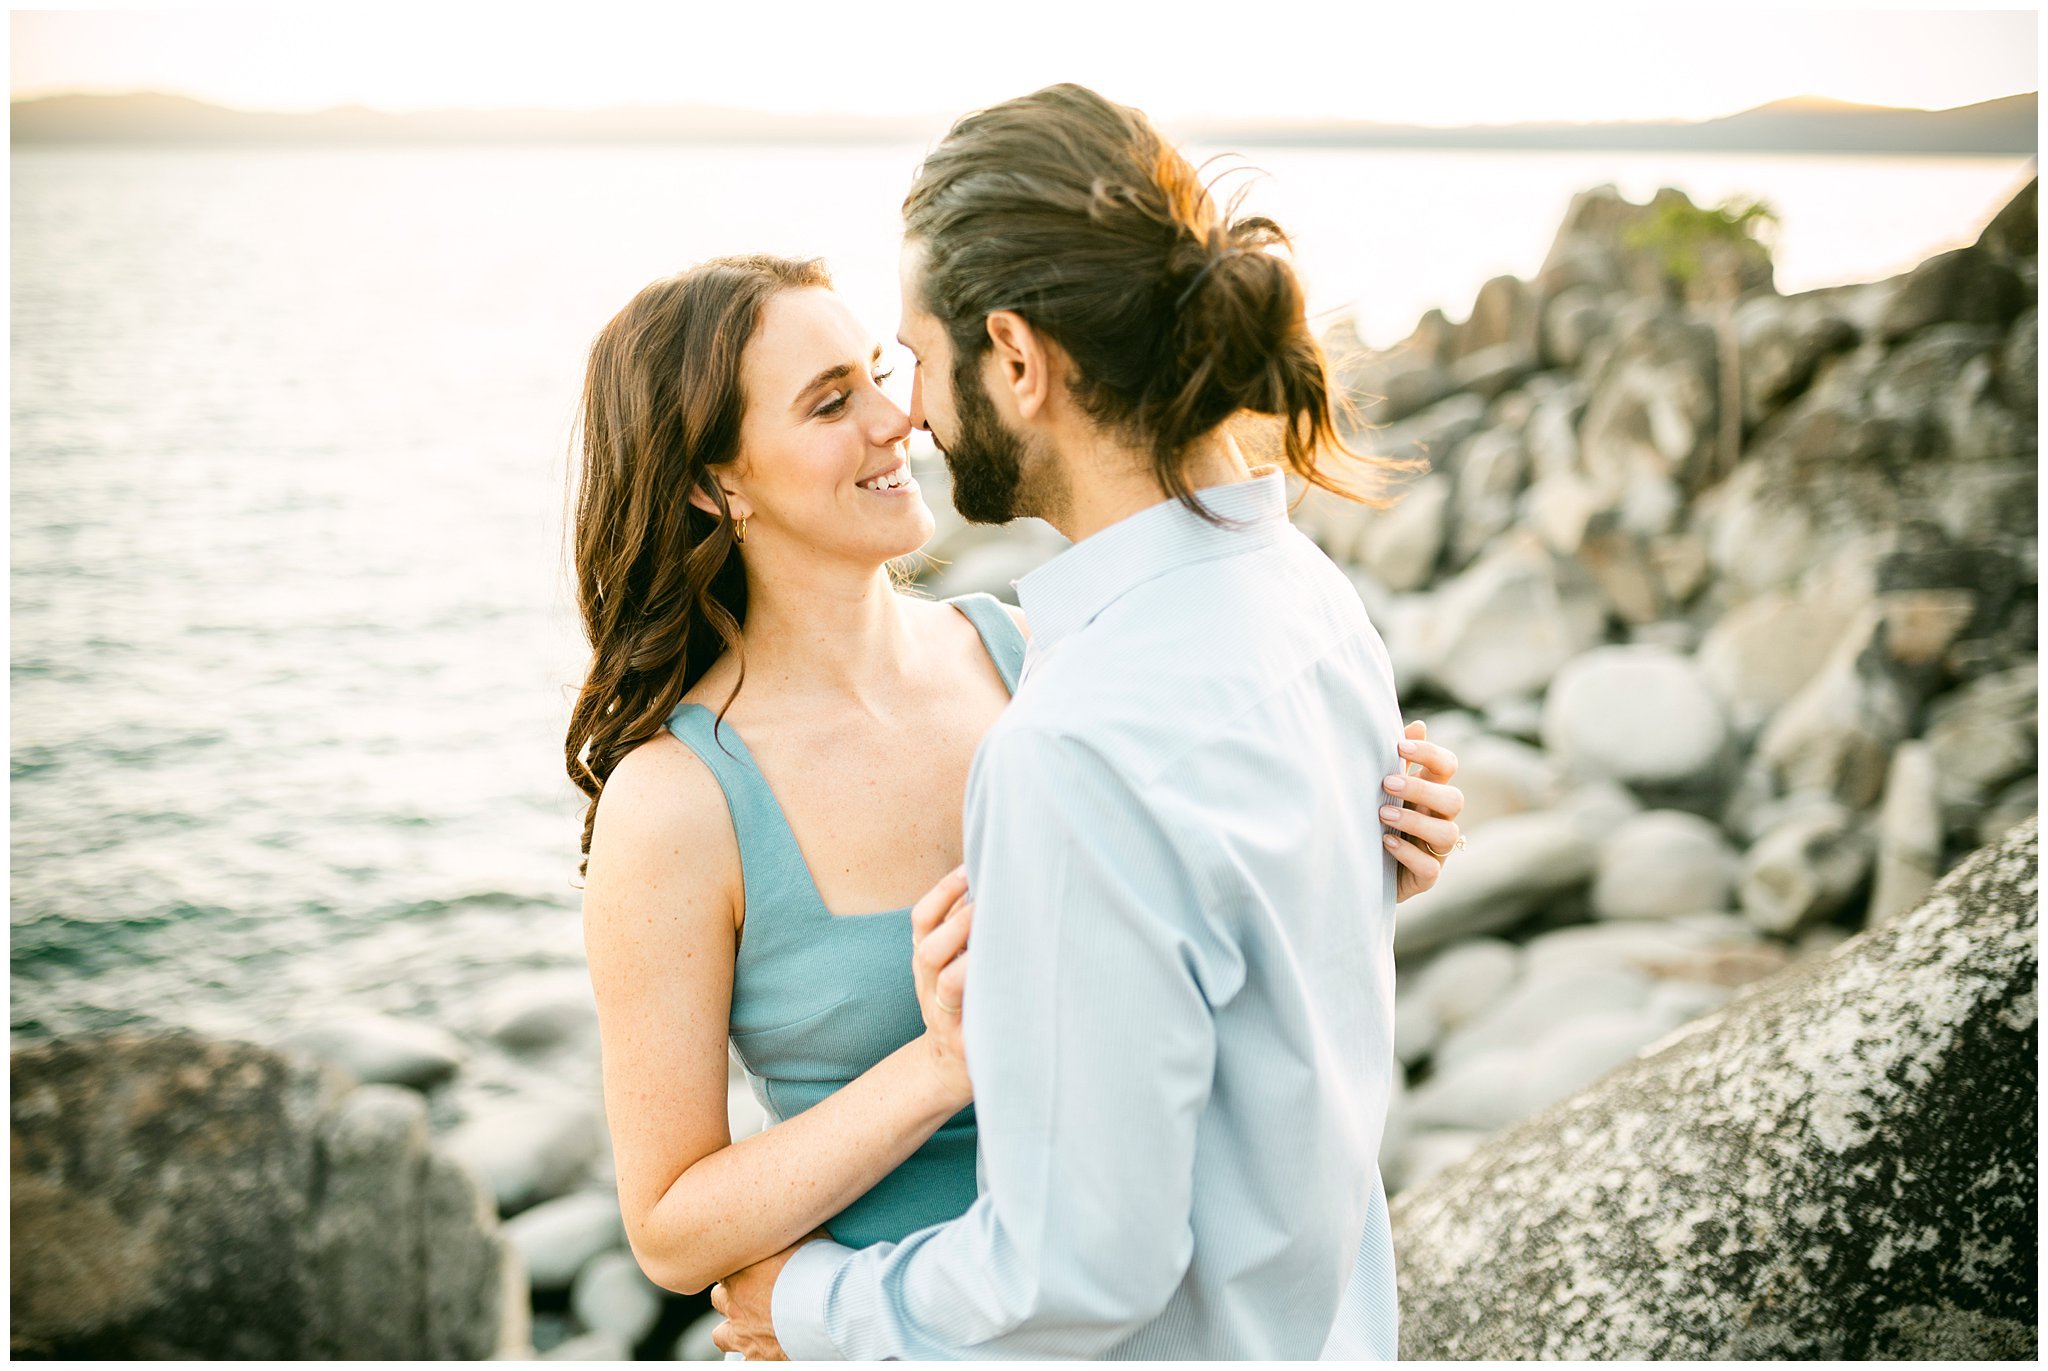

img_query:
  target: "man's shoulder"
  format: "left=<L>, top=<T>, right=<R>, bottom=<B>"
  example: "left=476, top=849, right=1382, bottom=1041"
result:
left=1025, top=531, right=1380, bottom=698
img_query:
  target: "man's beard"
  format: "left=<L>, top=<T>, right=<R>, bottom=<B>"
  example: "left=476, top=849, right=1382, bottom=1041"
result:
left=938, top=354, right=1034, bottom=525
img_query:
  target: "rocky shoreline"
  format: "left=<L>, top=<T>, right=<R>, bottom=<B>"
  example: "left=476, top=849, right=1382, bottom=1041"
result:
left=12, top=178, right=2036, bottom=1359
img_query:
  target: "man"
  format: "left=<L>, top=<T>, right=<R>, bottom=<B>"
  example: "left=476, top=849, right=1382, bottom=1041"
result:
left=712, top=82, right=1462, bottom=1359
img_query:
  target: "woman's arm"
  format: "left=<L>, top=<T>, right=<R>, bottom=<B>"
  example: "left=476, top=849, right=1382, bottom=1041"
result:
left=583, top=735, right=971, bottom=1297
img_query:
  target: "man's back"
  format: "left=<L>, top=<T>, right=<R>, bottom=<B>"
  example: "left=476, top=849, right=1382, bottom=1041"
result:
left=771, top=472, right=1403, bottom=1359
left=987, top=477, right=1402, bottom=1357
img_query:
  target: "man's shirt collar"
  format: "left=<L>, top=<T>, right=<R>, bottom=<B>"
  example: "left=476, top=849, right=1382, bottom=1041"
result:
left=1014, top=466, right=1288, bottom=654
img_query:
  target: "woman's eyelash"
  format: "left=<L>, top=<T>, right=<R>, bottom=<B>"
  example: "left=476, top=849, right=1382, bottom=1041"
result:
left=815, top=368, right=895, bottom=417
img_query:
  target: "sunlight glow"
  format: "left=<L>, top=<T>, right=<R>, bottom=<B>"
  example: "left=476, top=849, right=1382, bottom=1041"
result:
left=10, top=3, right=2039, bottom=125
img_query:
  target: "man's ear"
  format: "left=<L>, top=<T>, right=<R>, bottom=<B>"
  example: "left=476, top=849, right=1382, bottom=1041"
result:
left=984, top=310, right=1055, bottom=422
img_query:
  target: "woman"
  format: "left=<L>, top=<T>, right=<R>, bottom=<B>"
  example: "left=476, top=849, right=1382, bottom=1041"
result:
left=566, top=254, right=1466, bottom=1299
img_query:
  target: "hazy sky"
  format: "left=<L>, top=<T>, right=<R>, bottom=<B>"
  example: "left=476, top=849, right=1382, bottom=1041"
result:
left=10, top=1, right=2039, bottom=126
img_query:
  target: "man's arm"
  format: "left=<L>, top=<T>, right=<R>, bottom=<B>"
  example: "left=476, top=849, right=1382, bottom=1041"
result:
left=771, top=724, right=1229, bottom=1360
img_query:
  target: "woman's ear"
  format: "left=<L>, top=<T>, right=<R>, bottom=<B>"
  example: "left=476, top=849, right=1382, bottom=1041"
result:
left=686, top=474, right=746, bottom=521
left=984, top=310, right=1054, bottom=422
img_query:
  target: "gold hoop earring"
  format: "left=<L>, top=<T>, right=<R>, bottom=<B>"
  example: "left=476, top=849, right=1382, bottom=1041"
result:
left=734, top=514, right=748, bottom=546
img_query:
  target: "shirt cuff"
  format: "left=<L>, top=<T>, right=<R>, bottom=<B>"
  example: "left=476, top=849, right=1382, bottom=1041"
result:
left=771, top=1237, right=855, bottom=1361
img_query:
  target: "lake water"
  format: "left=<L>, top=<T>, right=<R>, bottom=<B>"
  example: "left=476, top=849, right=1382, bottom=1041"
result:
left=10, top=143, right=2033, bottom=1056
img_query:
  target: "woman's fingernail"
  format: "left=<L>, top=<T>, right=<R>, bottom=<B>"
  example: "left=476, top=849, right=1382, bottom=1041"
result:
left=1380, top=805, right=1403, bottom=821
left=1398, top=741, right=1418, bottom=756
left=1384, top=834, right=1401, bottom=849
left=1383, top=774, right=1407, bottom=792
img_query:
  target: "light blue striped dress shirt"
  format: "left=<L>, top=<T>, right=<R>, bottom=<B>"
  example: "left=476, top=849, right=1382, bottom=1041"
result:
left=772, top=468, right=1404, bottom=1360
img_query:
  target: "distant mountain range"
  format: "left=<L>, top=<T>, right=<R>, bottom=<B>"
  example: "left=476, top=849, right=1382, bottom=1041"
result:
left=10, top=91, right=2038, bottom=156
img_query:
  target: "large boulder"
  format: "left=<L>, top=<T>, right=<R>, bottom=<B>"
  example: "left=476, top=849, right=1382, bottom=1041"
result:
left=1536, top=185, right=1771, bottom=305
left=1450, top=274, right=1540, bottom=363
left=1448, top=426, right=1529, bottom=569
left=1695, top=583, right=1860, bottom=738
left=1327, top=311, right=1458, bottom=427
left=1973, top=175, right=2037, bottom=270
left=1391, top=816, right=2038, bottom=1360
left=1997, top=306, right=2036, bottom=418
left=1876, top=243, right=2026, bottom=343
left=10, top=1032, right=522, bottom=1359
left=1539, top=285, right=1611, bottom=370
left=1922, top=663, right=2038, bottom=846
left=1349, top=472, right=1451, bottom=592
left=1576, top=308, right=1719, bottom=530
left=1734, top=287, right=1861, bottom=425
left=1754, top=608, right=1916, bottom=810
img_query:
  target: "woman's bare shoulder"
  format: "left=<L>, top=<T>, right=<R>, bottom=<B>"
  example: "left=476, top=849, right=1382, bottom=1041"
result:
left=585, top=730, right=741, bottom=924
left=1000, top=601, right=1030, bottom=640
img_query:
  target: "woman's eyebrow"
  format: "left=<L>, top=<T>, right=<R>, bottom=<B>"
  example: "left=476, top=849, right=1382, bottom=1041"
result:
left=790, top=345, right=885, bottom=409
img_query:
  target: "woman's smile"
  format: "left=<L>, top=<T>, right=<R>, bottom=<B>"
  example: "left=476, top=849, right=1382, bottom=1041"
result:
left=854, top=456, right=919, bottom=495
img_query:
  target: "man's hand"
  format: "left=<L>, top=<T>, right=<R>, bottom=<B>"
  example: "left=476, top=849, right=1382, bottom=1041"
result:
left=709, top=1229, right=833, bottom=1361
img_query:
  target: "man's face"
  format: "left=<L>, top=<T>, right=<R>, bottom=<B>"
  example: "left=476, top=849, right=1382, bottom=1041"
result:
left=897, top=242, right=1034, bottom=526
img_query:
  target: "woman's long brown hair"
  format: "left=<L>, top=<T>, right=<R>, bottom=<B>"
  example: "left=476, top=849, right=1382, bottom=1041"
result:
left=565, top=254, right=830, bottom=879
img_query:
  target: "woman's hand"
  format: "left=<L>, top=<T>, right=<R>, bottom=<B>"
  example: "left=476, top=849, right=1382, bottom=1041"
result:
left=1382, top=720, right=1465, bottom=903
left=909, top=864, right=973, bottom=1109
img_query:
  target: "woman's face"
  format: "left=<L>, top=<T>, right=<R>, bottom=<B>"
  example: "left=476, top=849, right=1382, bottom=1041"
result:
left=721, top=286, right=932, bottom=567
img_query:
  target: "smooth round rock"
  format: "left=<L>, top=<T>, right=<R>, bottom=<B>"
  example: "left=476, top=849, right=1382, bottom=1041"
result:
left=1517, top=1007, right=1678, bottom=1114
left=1406, top=937, right=1523, bottom=1035
left=1542, top=646, right=1732, bottom=800
left=1404, top=1047, right=1529, bottom=1132
left=1592, top=811, right=1740, bottom=921
left=570, top=1249, right=665, bottom=1349
left=1521, top=913, right=1766, bottom=984
left=1434, top=965, right=1650, bottom=1073
left=1423, top=536, right=1607, bottom=708
left=1438, top=734, right=1563, bottom=833
left=1393, top=810, right=1600, bottom=957
left=475, top=970, right=599, bottom=1055
left=440, top=1096, right=606, bottom=1216
left=501, top=1190, right=626, bottom=1293
left=277, top=1014, right=467, bottom=1091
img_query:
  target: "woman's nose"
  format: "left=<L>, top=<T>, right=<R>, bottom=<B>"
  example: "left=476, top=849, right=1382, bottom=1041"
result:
left=871, top=391, right=914, bottom=448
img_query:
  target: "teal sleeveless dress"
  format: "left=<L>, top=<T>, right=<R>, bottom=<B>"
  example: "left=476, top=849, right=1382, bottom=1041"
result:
left=664, top=592, right=1025, bottom=1249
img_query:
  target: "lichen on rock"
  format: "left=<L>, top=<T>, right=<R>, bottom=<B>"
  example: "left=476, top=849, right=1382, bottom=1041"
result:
left=1389, top=815, right=2038, bottom=1360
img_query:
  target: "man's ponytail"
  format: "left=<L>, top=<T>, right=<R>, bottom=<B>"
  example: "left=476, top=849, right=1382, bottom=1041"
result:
left=903, top=84, right=1414, bottom=525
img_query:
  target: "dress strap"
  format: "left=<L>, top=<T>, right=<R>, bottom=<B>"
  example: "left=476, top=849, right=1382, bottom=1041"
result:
left=945, top=592, right=1027, bottom=696
left=664, top=703, right=824, bottom=928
